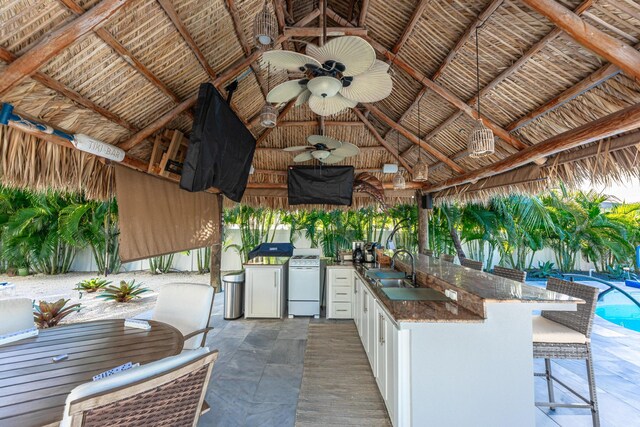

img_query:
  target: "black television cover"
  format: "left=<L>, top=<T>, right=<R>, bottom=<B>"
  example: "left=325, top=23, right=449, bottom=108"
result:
left=180, top=83, right=256, bottom=202
left=288, top=166, right=354, bottom=206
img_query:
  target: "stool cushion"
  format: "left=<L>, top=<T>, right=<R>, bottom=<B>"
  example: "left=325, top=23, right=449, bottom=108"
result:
left=532, top=315, right=588, bottom=344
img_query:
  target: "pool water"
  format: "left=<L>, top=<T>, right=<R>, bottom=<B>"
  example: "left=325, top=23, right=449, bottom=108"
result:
left=596, top=288, right=640, bottom=332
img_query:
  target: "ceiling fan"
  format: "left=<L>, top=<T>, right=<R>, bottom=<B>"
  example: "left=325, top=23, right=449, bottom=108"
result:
left=284, top=135, right=360, bottom=164
left=263, top=36, right=393, bottom=116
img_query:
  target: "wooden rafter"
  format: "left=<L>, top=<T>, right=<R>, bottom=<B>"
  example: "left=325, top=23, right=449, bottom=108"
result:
left=0, top=0, right=129, bottom=96
left=353, top=108, right=414, bottom=174
left=358, top=0, right=370, bottom=27
left=391, top=0, right=430, bottom=54
left=279, top=121, right=364, bottom=127
left=363, top=104, right=466, bottom=174
left=273, top=0, right=293, bottom=51
left=283, top=27, right=367, bottom=37
left=223, top=0, right=269, bottom=98
left=425, top=102, right=640, bottom=193
left=256, top=145, right=389, bottom=153
left=521, top=0, right=640, bottom=82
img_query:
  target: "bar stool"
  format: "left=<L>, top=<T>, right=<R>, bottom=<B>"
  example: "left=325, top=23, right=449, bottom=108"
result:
left=441, top=254, right=455, bottom=263
left=460, top=258, right=483, bottom=271
left=424, top=249, right=434, bottom=256
left=492, top=266, right=527, bottom=283
left=533, top=277, right=600, bottom=426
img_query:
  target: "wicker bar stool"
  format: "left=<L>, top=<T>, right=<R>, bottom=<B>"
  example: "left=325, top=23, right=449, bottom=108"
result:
left=533, top=278, right=600, bottom=426
left=460, top=258, right=483, bottom=271
left=441, top=254, right=455, bottom=263
left=492, top=266, right=527, bottom=283
left=424, top=249, right=434, bottom=256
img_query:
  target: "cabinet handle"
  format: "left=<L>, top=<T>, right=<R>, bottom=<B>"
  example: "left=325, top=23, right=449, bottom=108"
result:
left=363, top=294, right=367, bottom=313
left=337, top=277, right=347, bottom=280
left=337, top=292, right=347, bottom=295
left=337, top=309, right=347, bottom=312
left=379, top=314, right=385, bottom=345
left=354, top=281, right=357, bottom=294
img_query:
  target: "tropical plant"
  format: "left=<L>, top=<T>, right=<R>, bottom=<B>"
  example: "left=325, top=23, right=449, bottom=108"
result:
left=74, top=277, right=112, bottom=293
left=528, top=261, right=558, bottom=279
left=33, top=299, right=81, bottom=328
left=223, top=205, right=282, bottom=263
left=149, top=254, right=174, bottom=274
left=605, top=265, right=638, bottom=281
left=98, top=280, right=150, bottom=302
left=196, top=247, right=211, bottom=274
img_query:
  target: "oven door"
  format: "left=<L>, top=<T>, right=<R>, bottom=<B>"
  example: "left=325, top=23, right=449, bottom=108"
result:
left=289, top=266, right=319, bottom=301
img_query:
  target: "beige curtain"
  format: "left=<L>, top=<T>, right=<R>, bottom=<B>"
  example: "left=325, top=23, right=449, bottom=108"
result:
left=115, top=166, right=220, bottom=263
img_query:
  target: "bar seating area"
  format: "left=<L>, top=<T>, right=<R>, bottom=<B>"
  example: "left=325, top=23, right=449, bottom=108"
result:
left=1, top=0, right=640, bottom=426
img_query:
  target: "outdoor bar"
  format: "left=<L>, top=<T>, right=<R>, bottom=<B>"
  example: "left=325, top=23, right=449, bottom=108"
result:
left=1, top=0, right=640, bottom=426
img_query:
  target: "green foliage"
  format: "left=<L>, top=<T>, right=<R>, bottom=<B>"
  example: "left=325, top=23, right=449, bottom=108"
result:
left=33, top=299, right=81, bottom=328
left=74, top=277, right=112, bottom=293
left=606, top=265, right=638, bottom=281
left=529, top=261, right=558, bottom=279
left=98, top=280, right=150, bottom=303
left=149, top=254, right=174, bottom=274
left=196, top=247, right=211, bottom=274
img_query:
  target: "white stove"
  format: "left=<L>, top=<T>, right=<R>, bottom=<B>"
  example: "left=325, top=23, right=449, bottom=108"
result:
left=288, top=249, right=322, bottom=318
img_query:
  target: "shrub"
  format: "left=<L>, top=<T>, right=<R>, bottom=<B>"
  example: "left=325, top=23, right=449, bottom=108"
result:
left=98, top=280, right=150, bottom=303
left=74, top=278, right=111, bottom=293
left=606, top=265, right=638, bottom=281
left=529, top=261, right=557, bottom=278
left=33, top=299, right=81, bottom=328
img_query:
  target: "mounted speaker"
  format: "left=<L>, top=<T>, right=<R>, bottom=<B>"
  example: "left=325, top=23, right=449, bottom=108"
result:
left=421, top=194, right=433, bottom=210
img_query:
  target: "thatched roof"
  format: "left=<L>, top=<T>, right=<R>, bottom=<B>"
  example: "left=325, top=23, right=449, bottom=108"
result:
left=1, top=0, right=639, bottom=208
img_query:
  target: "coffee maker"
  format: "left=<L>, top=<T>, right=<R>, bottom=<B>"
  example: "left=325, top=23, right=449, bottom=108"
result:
left=364, top=242, right=378, bottom=263
left=352, top=241, right=364, bottom=263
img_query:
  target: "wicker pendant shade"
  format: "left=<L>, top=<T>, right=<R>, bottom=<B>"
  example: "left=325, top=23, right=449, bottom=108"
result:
left=467, top=26, right=494, bottom=158
left=253, top=1, right=277, bottom=50
left=468, top=119, right=494, bottom=158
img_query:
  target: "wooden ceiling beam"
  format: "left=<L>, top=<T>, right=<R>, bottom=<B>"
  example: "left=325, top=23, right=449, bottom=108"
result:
left=391, top=0, right=430, bottom=54
left=246, top=181, right=425, bottom=190
left=425, top=102, right=640, bottom=193
left=352, top=108, right=414, bottom=174
left=521, top=0, right=640, bottom=82
left=256, top=145, right=389, bottom=153
left=431, top=0, right=504, bottom=81
left=283, top=27, right=368, bottom=37
left=279, top=120, right=364, bottom=127
left=363, top=104, right=466, bottom=174
left=0, top=0, right=129, bottom=96
left=358, top=0, right=370, bottom=27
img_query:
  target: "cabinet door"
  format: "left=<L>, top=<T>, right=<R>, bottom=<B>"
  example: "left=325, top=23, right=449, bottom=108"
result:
left=361, top=287, right=369, bottom=351
left=367, top=292, right=377, bottom=375
left=353, top=277, right=361, bottom=332
left=376, top=304, right=387, bottom=398
left=246, top=268, right=279, bottom=318
left=385, top=313, right=397, bottom=423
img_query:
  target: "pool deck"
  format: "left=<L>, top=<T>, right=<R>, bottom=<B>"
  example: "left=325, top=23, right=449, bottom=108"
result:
left=197, top=286, right=640, bottom=427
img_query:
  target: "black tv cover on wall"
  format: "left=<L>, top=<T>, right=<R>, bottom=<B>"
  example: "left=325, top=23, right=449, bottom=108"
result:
left=288, top=166, right=354, bottom=206
left=180, top=83, right=256, bottom=202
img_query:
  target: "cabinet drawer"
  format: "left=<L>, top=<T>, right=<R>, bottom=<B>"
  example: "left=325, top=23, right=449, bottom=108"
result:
left=331, top=271, right=352, bottom=285
left=331, top=285, right=352, bottom=302
left=331, top=302, right=352, bottom=318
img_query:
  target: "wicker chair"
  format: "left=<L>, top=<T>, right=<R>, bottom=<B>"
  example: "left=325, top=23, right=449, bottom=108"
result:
left=152, top=283, right=215, bottom=350
left=492, top=266, right=527, bottom=283
left=424, top=249, right=434, bottom=257
left=533, top=278, right=600, bottom=426
left=62, top=348, right=218, bottom=427
left=460, top=258, right=483, bottom=271
left=0, top=298, right=33, bottom=336
left=441, top=254, right=455, bottom=263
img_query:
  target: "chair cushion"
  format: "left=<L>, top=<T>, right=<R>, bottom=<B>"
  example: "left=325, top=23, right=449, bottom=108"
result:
left=60, top=347, right=210, bottom=427
left=0, top=298, right=34, bottom=336
left=532, top=315, right=588, bottom=344
left=152, top=283, right=214, bottom=350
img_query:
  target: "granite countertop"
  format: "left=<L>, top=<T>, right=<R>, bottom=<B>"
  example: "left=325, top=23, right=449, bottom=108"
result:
left=399, top=254, right=583, bottom=304
left=244, top=256, right=290, bottom=266
left=353, top=265, right=484, bottom=324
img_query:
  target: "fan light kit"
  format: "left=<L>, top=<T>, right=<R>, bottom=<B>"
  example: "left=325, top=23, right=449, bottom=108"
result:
left=467, top=26, right=495, bottom=158
left=263, top=36, right=393, bottom=116
left=253, top=0, right=277, bottom=50
left=284, top=134, right=360, bottom=164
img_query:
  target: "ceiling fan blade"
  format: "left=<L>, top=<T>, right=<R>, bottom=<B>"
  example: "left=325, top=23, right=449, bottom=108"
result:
left=332, top=141, right=360, bottom=157
left=339, top=60, right=393, bottom=103
left=267, top=80, right=306, bottom=103
left=307, top=135, right=342, bottom=149
left=283, top=145, right=312, bottom=152
left=293, top=152, right=314, bottom=162
left=308, top=94, right=358, bottom=116
left=306, top=36, right=376, bottom=77
left=262, top=50, right=321, bottom=72
left=295, top=89, right=311, bottom=106
left=320, top=155, right=345, bottom=164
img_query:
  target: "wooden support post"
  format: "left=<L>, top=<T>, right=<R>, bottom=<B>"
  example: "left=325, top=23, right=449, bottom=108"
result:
left=210, top=193, right=224, bottom=293
left=417, top=191, right=429, bottom=255
left=159, top=130, right=183, bottom=177
left=147, top=134, right=162, bottom=174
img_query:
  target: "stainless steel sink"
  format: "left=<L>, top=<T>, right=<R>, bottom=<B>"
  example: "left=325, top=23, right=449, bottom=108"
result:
left=377, top=278, right=414, bottom=288
left=365, top=269, right=407, bottom=280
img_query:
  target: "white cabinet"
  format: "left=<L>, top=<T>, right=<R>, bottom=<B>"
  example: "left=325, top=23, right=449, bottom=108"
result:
left=361, top=285, right=370, bottom=352
left=376, top=303, right=397, bottom=421
left=354, top=276, right=362, bottom=332
left=244, top=266, right=285, bottom=318
left=326, top=267, right=354, bottom=319
left=366, top=290, right=378, bottom=374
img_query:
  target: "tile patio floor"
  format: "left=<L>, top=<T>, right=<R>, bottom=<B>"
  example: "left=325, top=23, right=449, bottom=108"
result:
left=198, top=289, right=640, bottom=427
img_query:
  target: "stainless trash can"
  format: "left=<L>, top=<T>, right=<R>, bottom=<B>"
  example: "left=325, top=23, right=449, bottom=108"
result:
left=223, top=271, right=245, bottom=320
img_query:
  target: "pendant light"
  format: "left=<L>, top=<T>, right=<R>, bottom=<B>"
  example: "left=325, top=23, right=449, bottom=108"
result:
left=253, top=0, right=278, bottom=51
left=412, top=91, right=428, bottom=182
left=393, top=131, right=406, bottom=190
left=467, top=26, right=494, bottom=158
left=260, top=63, right=277, bottom=128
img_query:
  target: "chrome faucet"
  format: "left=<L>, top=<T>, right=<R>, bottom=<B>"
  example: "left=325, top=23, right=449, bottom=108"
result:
left=391, top=249, right=416, bottom=287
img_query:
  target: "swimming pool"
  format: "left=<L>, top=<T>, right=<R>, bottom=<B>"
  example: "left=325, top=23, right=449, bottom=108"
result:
left=596, top=288, right=640, bottom=332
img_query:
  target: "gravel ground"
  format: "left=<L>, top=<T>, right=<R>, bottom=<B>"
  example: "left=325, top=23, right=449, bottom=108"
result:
left=0, top=271, right=212, bottom=324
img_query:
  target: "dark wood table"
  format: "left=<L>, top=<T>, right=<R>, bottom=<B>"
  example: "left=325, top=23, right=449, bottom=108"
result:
left=0, top=319, right=184, bottom=427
